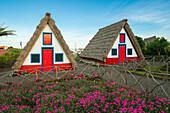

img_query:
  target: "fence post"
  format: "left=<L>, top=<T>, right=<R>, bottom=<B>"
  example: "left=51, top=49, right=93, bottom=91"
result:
left=111, top=66, right=113, bottom=79
left=146, top=72, right=149, bottom=93
left=166, top=63, right=169, bottom=74
left=55, top=66, right=58, bottom=79
left=88, top=63, right=90, bottom=74
left=98, top=64, right=100, bottom=77
left=125, top=67, right=127, bottom=86
left=11, top=71, right=13, bottom=83
left=36, top=68, right=38, bottom=79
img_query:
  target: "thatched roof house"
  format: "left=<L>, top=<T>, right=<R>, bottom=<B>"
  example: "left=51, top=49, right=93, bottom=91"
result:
left=144, top=36, right=156, bottom=42
left=12, top=13, right=77, bottom=73
left=80, top=19, right=144, bottom=64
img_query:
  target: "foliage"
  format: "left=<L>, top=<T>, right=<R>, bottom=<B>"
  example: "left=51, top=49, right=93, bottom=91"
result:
left=159, top=64, right=170, bottom=73
left=0, top=56, right=8, bottom=64
left=4, top=52, right=10, bottom=57
left=0, top=48, right=21, bottom=65
left=146, top=37, right=169, bottom=55
left=0, top=24, right=16, bottom=37
left=135, top=36, right=145, bottom=51
left=0, top=73, right=169, bottom=112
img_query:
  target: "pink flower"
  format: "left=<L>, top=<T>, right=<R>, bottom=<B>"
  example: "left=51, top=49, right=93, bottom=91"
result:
left=94, top=75, right=98, bottom=77
left=111, top=82, right=115, bottom=84
left=150, top=108, right=153, bottom=110
left=94, top=103, right=98, bottom=106
left=102, top=109, right=106, bottom=112
left=53, top=109, right=57, bottom=112
left=61, top=109, right=64, bottom=112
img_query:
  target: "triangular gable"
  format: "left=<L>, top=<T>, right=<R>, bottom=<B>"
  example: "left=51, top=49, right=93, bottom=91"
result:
left=12, top=13, right=77, bottom=71
left=80, top=19, right=144, bottom=62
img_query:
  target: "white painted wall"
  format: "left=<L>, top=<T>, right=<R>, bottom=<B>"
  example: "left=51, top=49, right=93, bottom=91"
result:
left=23, top=24, right=70, bottom=65
left=107, top=27, right=138, bottom=58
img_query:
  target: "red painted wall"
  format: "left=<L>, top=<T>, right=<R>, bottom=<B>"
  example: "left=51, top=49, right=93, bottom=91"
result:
left=106, top=58, right=118, bottom=64
left=20, top=63, right=73, bottom=74
left=81, top=57, right=139, bottom=65
left=54, top=63, right=73, bottom=71
left=126, top=57, right=139, bottom=62
left=20, top=65, right=42, bottom=74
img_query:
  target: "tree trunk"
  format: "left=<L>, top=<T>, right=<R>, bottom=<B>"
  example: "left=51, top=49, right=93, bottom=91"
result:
left=158, top=51, right=161, bottom=55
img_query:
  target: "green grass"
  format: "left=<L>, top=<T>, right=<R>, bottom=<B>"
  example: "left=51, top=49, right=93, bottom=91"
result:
left=129, top=70, right=170, bottom=79
left=144, top=66, right=167, bottom=74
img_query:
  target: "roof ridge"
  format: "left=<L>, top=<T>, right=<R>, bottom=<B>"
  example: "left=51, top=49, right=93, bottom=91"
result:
left=99, top=19, right=128, bottom=31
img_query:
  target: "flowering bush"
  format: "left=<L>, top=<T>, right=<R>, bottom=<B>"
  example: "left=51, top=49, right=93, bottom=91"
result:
left=0, top=73, right=169, bottom=112
left=35, top=78, right=43, bottom=82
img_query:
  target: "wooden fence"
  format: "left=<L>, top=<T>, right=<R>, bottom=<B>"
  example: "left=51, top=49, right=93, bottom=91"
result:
left=0, top=56, right=169, bottom=98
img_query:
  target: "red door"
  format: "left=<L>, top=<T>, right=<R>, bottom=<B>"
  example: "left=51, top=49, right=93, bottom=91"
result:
left=119, top=45, right=126, bottom=63
left=42, top=48, right=53, bottom=72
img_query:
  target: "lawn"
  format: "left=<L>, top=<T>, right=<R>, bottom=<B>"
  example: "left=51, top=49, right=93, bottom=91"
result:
left=129, top=70, right=170, bottom=79
left=0, top=73, right=169, bottom=113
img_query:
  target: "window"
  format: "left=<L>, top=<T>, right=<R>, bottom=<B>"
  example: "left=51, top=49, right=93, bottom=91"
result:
left=55, top=53, right=63, bottom=62
left=128, top=48, right=132, bottom=55
left=120, top=33, right=125, bottom=43
left=43, top=33, right=52, bottom=45
left=111, top=49, right=117, bottom=55
left=31, top=54, right=40, bottom=63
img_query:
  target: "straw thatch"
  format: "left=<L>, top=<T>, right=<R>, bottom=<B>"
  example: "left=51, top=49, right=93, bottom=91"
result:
left=80, top=19, right=144, bottom=62
left=144, top=36, right=156, bottom=42
left=12, top=13, right=77, bottom=71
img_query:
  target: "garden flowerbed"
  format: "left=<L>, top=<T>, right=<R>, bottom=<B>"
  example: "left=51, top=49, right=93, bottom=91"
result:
left=0, top=73, right=169, bottom=113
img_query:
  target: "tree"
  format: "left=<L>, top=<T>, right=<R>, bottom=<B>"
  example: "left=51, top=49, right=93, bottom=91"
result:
left=0, top=24, right=16, bottom=37
left=147, top=37, right=169, bottom=55
left=135, top=36, right=145, bottom=54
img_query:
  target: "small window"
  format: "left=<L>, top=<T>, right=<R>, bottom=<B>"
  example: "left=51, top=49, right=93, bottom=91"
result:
left=111, top=49, right=117, bottom=55
left=55, top=53, right=63, bottom=62
left=43, top=33, right=52, bottom=45
left=128, top=49, right=132, bottom=55
left=120, top=33, right=125, bottom=43
left=31, top=54, right=40, bottom=63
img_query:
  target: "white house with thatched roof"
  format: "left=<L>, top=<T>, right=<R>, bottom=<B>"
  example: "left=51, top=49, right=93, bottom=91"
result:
left=12, top=13, right=77, bottom=73
left=80, top=19, right=144, bottom=64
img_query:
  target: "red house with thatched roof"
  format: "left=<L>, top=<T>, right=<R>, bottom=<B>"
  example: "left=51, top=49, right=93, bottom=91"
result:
left=12, top=13, right=77, bottom=73
left=80, top=19, right=144, bottom=64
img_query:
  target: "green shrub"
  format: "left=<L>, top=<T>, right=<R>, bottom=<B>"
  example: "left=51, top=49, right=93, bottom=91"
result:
left=4, top=52, right=10, bottom=57
left=0, top=55, right=8, bottom=64
left=159, top=64, right=170, bottom=73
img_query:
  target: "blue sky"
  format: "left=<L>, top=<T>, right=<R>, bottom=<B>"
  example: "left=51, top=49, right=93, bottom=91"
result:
left=0, top=0, right=170, bottom=50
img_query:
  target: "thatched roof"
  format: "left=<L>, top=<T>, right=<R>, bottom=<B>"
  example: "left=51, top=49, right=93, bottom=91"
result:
left=144, top=36, right=156, bottom=42
left=80, top=19, right=144, bottom=62
left=12, top=13, right=77, bottom=71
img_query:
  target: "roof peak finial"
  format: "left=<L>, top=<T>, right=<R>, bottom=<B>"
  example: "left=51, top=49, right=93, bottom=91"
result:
left=123, top=19, right=128, bottom=21
left=46, top=13, right=51, bottom=17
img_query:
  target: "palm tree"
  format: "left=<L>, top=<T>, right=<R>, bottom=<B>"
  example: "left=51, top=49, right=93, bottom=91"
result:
left=0, top=23, right=16, bottom=37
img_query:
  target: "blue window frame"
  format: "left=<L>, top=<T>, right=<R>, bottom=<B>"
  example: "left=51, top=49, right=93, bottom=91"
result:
left=31, top=54, right=40, bottom=63
left=119, top=33, right=125, bottom=43
left=127, top=48, right=132, bottom=55
left=111, top=48, right=117, bottom=56
left=43, top=32, right=52, bottom=45
left=55, top=53, right=63, bottom=62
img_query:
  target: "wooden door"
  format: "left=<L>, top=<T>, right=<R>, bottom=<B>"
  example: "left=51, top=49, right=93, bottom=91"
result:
left=42, top=48, right=53, bottom=72
left=119, top=45, right=126, bottom=63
